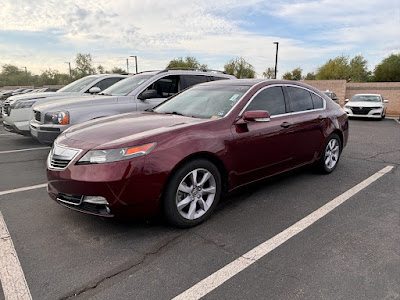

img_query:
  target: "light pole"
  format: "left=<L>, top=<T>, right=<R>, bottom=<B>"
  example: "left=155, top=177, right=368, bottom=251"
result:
left=127, top=56, right=138, bottom=74
left=273, top=42, right=279, bottom=79
left=65, top=62, right=72, bottom=81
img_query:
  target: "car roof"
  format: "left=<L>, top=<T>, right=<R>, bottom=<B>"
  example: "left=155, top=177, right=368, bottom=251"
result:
left=196, top=79, right=319, bottom=88
left=353, top=93, right=381, bottom=96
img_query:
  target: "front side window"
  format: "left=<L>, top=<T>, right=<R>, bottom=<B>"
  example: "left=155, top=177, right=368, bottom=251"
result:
left=287, top=86, right=313, bottom=112
left=141, top=75, right=180, bottom=98
left=244, top=86, right=286, bottom=116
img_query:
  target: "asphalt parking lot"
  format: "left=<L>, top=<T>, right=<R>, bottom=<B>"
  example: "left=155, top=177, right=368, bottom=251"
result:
left=0, top=118, right=399, bottom=300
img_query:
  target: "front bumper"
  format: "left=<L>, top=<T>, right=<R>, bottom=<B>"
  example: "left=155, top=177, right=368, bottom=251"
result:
left=46, top=147, right=167, bottom=218
left=3, top=119, right=30, bottom=135
left=30, top=121, right=62, bottom=145
left=343, top=107, right=384, bottom=118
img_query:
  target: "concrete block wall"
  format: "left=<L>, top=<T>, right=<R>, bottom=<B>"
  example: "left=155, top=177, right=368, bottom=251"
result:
left=303, top=80, right=347, bottom=105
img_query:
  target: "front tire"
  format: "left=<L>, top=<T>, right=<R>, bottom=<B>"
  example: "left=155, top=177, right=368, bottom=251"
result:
left=163, top=159, right=221, bottom=228
left=318, top=134, right=341, bottom=174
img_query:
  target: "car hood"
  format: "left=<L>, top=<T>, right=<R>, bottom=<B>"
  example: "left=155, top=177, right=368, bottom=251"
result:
left=7, top=91, right=76, bottom=101
left=346, top=101, right=383, bottom=107
left=34, top=95, right=118, bottom=112
left=61, top=112, right=207, bottom=148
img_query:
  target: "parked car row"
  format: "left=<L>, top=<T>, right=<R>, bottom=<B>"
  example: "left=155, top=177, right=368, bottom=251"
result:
left=3, top=70, right=349, bottom=227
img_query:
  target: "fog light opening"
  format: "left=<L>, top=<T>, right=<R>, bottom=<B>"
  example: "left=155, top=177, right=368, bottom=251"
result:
left=83, top=196, right=109, bottom=205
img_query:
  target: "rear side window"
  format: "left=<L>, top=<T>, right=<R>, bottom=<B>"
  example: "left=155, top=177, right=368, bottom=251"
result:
left=180, top=75, right=208, bottom=89
left=287, top=86, right=313, bottom=112
left=311, top=93, right=324, bottom=109
left=244, top=86, right=286, bottom=116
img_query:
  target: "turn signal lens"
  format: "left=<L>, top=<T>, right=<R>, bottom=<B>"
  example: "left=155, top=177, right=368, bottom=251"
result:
left=125, top=143, right=156, bottom=156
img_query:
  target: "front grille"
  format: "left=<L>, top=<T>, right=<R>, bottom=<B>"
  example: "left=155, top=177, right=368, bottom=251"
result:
left=48, top=144, right=82, bottom=170
left=3, top=103, right=10, bottom=116
left=34, top=110, right=41, bottom=122
left=351, top=107, right=372, bottom=115
left=50, top=157, right=71, bottom=168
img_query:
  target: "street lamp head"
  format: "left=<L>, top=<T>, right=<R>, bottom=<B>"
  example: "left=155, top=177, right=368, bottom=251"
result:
left=273, top=41, right=279, bottom=45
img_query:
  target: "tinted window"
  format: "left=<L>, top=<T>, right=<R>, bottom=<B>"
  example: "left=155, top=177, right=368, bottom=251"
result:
left=141, top=75, right=180, bottom=98
left=287, top=86, right=313, bottom=112
left=244, top=86, right=286, bottom=116
left=180, top=75, right=208, bottom=89
left=211, top=76, right=229, bottom=81
left=311, top=93, right=324, bottom=109
left=92, top=77, right=124, bottom=91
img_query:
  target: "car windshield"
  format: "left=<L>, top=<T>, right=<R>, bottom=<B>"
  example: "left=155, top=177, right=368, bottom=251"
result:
left=100, top=74, right=153, bottom=96
left=154, top=85, right=250, bottom=119
left=57, top=76, right=99, bottom=93
left=350, top=95, right=381, bottom=102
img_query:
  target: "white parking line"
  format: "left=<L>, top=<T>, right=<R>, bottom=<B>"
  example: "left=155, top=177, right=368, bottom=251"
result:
left=0, top=184, right=47, bottom=197
left=0, top=183, right=48, bottom=299
left=0, top=147, right=50, bottom=154
left=173, top=165, right=394, bottom=300
left=0, top=211, right=32, bottom=300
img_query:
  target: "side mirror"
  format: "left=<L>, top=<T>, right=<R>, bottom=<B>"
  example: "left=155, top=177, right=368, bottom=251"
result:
left=383, top=99, right=389, bottom=103
left=138, top=89, right=158, bottom=100
left=88, top=87, right=101, bottom=94
left=238, top=110, right=271, bottom=124
left=345, top=99, right=349, bottom=102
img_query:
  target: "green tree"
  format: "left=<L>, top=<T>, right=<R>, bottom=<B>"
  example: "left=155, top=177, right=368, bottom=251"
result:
left=110, top=67, right=126, bottom=74
left=97, top=65, right=106, bottom=74
left=72, top=53, right=96, bottom=79
left=166, top=56, right=207, bottom=69
left=262, top=67, right=275, bottom=79
left=0, top=64, right=33, bottom=86
left=316, top=55, right=350, bottom=80
left=304, top=72, right=316, bottom=80
left=282, top=67, right=302, bottom=81
left=349, top=55, right=371, bottom=82
left=373, top=54, right=400, bottom=82
left=224, top=57, right=255, bottom=78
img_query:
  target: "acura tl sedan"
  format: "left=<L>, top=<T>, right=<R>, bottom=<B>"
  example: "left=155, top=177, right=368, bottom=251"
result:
left=47, top=79, right=349, bottom=228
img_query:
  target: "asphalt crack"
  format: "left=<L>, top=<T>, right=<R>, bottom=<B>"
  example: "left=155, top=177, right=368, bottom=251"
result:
left=60, top=230, right=188, bottom=299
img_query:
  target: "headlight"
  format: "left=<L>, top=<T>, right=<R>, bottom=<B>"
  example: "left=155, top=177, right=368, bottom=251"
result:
left=76, top=142, right=157, bottom=164
left=44, top=111, right=69, bottom=125
left=13, top=100, right=36, bottom=109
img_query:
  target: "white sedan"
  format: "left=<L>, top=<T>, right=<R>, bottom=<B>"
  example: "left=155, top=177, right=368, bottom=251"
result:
left=344, top=94, right=388, bottom=119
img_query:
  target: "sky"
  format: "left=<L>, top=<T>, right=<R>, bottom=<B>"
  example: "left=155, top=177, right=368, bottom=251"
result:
left=0, top=0, right=399, bottom=78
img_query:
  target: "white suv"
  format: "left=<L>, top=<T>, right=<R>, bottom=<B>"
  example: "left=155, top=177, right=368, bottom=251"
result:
left=2, top=74, right=126, bottom=135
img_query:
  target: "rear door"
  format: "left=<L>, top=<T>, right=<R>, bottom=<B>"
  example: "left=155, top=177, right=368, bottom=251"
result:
left=284, top=85, right=327, bottom=164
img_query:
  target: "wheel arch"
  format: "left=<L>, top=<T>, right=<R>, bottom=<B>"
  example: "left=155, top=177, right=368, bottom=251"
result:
left=161, top=152, right=229, bottom=200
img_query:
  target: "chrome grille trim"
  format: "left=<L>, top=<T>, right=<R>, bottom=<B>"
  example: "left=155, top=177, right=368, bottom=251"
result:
left=47, top=144, right=82, bottom=170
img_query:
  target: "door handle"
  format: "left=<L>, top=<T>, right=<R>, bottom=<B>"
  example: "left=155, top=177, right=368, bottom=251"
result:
left=318, top=115, right=326, bottom=121
left=281, top=121, right=292, bottom=128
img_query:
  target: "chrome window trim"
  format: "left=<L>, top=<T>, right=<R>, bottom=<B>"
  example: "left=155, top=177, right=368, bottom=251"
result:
left=238, top=84, right=326, bottom=118
left=47, top=143, right=83, bottom=170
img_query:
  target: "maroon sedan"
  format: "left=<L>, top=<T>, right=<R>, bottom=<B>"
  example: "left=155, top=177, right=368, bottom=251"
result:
left=47, top=79, right=348, bottom=227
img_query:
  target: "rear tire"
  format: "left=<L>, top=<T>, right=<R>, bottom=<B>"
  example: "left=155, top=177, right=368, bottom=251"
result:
left=163, top=159, right=221, bottom=228
left=317, top=134, right=341, bottom=174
